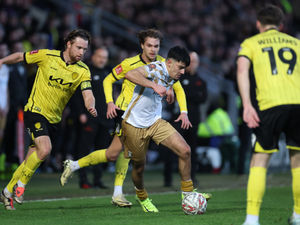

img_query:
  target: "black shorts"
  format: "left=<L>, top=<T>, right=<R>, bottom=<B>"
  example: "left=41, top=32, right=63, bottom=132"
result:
left=112, top=110, right=125, bottom=136
left=253, top=105, right=300, bottom=153
left=24, top=111, right=59, bottom=146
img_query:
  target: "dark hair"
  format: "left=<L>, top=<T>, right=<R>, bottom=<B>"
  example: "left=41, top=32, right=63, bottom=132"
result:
left=64, top=29, right=91, bottom=47
left=137, top=28, right=163, bottom=44
left=257, top=5, right=284, bottom=27
left=167, top=46, right=190, bottom=67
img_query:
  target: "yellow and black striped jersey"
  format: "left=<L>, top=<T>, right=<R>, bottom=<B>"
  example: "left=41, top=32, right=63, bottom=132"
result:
left=238, top=29, right=300, bottom=110
left=24, top=49, right=91, bottom=123
left=104, top=54, right=187, bottom=112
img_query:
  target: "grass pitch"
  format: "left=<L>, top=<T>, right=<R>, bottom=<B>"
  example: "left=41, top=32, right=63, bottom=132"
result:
left=0, top=170, right=293, bottom=225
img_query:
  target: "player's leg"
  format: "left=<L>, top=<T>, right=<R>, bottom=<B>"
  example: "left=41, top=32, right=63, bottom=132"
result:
left=160, top=131, right=194, bottom=192
left=157, top=122, right=212, bottom=200
left=1, top=135, right=51, bottom=209
left=60, top=134, right=123, bottom=186
left=111, top=151, right=131, bottom=207
left=242, top=150, right=271, bottom=225
left=4, top=147, right=34, bottom=197
left=243, top=106, right=286, bottom=225
left=1, top=147, right=34, bottom=210
left=17, top=136, right=50, bottom=194
left=132, top=161, right=158, bottom=212
left=121, top=121, right=157, bottom=211
left=153, top=119, right=193, bottom=193
left=110, top=111, right=131, bottom=206
left=288, top=150, right=300, bottom=225
left=287, top=106, right=300, bottom=224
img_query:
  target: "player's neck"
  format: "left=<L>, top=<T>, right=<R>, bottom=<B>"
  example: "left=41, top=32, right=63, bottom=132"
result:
left=261, top=25, right=278, bottom=33
left=62, top=51, right=75, bottom=65
left=141, top=53, right=153, bottom=64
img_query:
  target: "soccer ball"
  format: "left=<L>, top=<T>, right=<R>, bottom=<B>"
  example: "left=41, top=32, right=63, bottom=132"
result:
left=182, top=192, right=207, bottom=215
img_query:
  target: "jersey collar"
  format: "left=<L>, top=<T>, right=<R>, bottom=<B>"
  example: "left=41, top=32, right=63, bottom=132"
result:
left=60, top=51, right=77, bottom=66
left=139, top=54, right=147, bottom=65
left=265, top=27, right=278, bottom=32
left=139, top=54, right=159, bottom=65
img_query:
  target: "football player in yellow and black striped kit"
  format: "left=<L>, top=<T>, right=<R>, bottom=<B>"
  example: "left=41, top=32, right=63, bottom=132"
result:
left=60, top=29, right=192, bottom=207
left=237, top=5, right=300, bottom=225
left=0, top=29, right=97, bottom=210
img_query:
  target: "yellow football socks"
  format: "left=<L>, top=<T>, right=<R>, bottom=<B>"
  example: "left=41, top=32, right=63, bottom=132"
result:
left=246, top=166, right=267, bottom=216
left=135, top=187, right=148, bottom=200
left=6, top=161, right=25, bottom=193
left=181, top=180, right=194, bottom=192
left=20, top=151, right=43, bottom=185
left=114, top=151, right=130, bottom=186
left=78, top=149, right=107, bottom=168
left=292, top=167, right=300, bottom=214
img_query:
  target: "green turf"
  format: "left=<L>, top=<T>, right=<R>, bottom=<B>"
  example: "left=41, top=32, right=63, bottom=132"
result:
left=0, top=170, right=294, bottom=225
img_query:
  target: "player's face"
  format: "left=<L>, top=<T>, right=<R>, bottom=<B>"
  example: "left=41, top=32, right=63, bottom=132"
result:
left=167, top=59, right=186, bottom=80
left=67, top=37, right=88, bottom=62
left=141, top=37, right=160, bottom=62
left=92, top=49, right=108, bottom=69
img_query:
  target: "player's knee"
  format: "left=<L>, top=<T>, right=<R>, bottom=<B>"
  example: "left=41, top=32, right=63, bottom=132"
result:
left=133, top=162, right=144, bottom=176
left=106, top=149, right=119, bottom=161
left=37, top=146, right=52, bottom=160
left=179, top=144, right=191, bottom=160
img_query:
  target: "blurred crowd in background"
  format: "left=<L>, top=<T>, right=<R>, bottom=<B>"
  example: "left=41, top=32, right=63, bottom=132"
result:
left=0, top=0, right=299, bottom=185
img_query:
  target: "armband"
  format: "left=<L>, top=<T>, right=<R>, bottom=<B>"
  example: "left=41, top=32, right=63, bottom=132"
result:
left=80, top=81, right=92, bottom=91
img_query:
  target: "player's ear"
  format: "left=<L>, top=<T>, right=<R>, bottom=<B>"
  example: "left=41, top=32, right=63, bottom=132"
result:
left=256, top=20, right=260, bottom=30
left=66, top=40, right=71, bottom=49
left=166, top=58, right=173, bottom=67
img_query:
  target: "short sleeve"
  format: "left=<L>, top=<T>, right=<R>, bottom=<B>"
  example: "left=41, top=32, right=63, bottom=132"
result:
left=111, top=59, right=130, bottom=80
left=81, top=67, right=91, bottom=82
left=238, top=39, right=253, bottom=61
left=24, top=49, right=48, bottom=66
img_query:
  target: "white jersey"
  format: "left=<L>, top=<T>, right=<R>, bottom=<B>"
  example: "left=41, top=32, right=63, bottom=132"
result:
left=122, top=61, right=176, bottom=128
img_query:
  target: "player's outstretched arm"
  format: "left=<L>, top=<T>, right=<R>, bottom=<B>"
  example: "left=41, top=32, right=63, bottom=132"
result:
left=0, top=52, right=24, bottom=68
left=125, top=67, right=166, bottom=97
left=82, top=89, right=97, bottom=117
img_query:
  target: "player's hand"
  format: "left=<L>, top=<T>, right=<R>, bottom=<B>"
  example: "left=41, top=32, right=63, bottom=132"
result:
left=153, top=83, right=166, bottom=97
left=174, top=112, right=192, bottom=130
left=243, top=104, right=260, bottom=128
left=88, top=107, right=97, bottom=117
left=107, top=102, right=120, bottom=119
left=79, top=114, right=88, bottom=124
left=166, top=87, right=175, bottom=104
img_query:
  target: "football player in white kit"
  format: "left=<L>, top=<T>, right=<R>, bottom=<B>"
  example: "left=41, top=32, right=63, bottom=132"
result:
left=121, top=46, right=207, bottom=212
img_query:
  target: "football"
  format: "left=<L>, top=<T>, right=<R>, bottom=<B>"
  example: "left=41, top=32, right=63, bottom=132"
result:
left=182, top=192, right=207, bottom=215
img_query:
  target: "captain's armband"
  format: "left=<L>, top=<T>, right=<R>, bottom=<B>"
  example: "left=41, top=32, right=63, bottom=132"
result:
left=80, top=81, right=92, bottom=91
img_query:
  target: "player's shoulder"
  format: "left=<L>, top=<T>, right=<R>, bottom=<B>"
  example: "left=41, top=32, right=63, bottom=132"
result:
left=122, top=54, right=142, bottom=65
left=156, top=55, right=165, bottom=62
left=76, top=61, right=89, bottom=71
left=44, top=49, right=61, bottom=57
left=242, top=32, right=261, bottom=45
left=278, top=31, right=300, bottom=44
